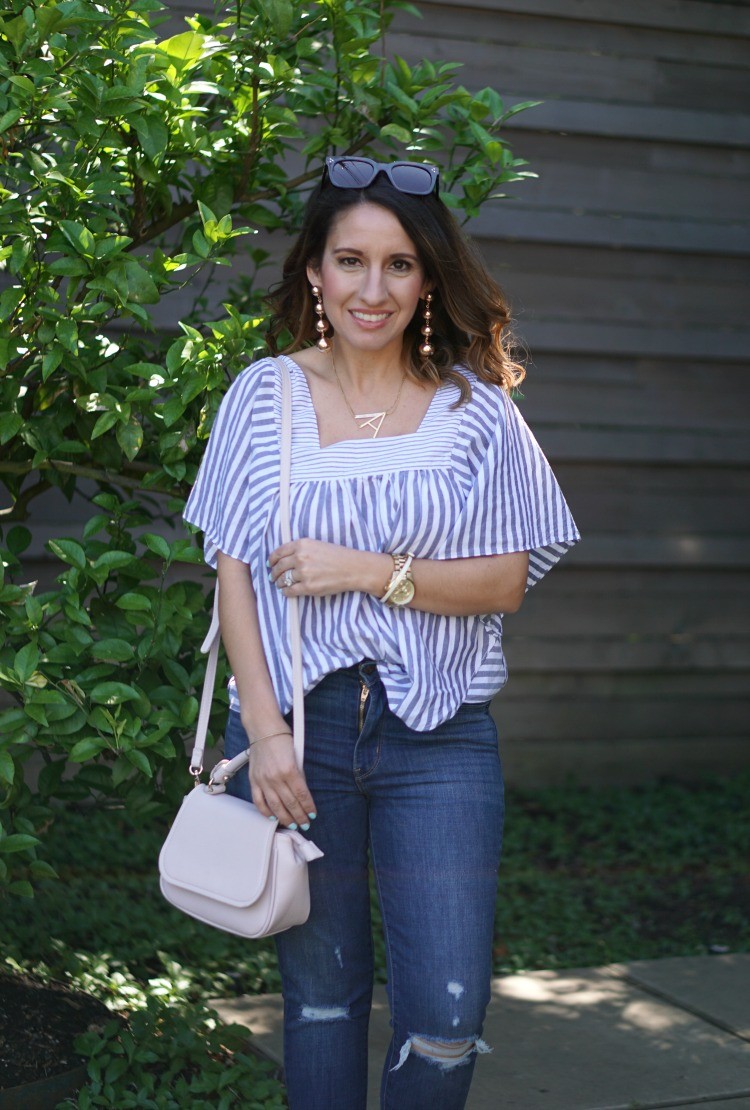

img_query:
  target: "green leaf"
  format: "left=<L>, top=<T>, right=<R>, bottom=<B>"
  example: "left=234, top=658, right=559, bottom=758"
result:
left=69, top=737, right=105, bottom=762
left=0, top=109, right=23, bottom=133
left=115, top=593, right=152, bottom=612
left=14, top=643, right=39, bottom=682
left=380, top=123, right=412, bottom=144
left=93, top=550, right=134, bottom=571
left=265, top=0, right=293, bottom=36
left=0, top=833, right=40, bottom=853
left=125, top=749, right=152, bottom=777
left=132, top=115, right=169, bottom=164
left=0, top=751, right=14, bottom=785
left=48, top=538, right=87, bottom=570
left=0, top=412, right=23, bottom=445
left=156, top=30, right=206, bottom=73
left=142, top=533, right=170, bottom=561
left=8, top=881, right=33, bottom=898
left=90, top=682, right=142, bottom=705
left=6, top=525, right=32, bottom=555
left=91, top=410, right=120, bottom=439
left=91, top=638, right=135, bottom=662
left=117, top=418, right=143, bottom=460
left=29, top=860, right=58, bottom=879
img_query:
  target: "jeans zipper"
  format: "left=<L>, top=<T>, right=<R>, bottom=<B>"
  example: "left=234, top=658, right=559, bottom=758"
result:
left=358, top=680, right=369, bottom=733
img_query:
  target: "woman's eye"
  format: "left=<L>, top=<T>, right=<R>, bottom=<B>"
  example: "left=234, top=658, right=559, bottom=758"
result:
left=339, top=256, right=360, bottom=267
left=391, top=259, right=412, bottom=272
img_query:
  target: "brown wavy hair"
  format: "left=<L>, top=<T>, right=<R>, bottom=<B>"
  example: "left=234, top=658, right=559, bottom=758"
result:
left=266, top=175, right=525, bottom=402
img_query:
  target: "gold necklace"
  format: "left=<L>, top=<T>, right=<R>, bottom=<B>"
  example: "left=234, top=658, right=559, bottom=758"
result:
left=330, top=346, right=407, bottom=439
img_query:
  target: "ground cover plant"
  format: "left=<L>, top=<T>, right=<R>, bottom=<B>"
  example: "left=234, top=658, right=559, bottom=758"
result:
left=1, top=773, right=748, bottom=1104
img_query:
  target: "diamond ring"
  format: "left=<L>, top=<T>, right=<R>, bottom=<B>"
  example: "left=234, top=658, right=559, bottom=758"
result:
left=283, top=569, right=294, bottom=588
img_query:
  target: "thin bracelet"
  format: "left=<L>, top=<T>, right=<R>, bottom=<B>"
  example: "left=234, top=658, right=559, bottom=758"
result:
left=248, top=730, right=293, bottom=747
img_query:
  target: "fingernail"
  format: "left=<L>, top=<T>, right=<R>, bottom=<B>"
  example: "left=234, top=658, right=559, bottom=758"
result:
left=301, top=822, right=310, bottom=831
left=308, top=812, right=317, bottom=821
left=288, top=822, right=298, bottom=831
left=266, top=558, right=270, bottom=567
left=267, top=815, right=276, bottom=821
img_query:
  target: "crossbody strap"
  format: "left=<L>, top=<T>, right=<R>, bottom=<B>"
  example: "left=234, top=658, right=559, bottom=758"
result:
left=189, top=357, right=303, bottom=779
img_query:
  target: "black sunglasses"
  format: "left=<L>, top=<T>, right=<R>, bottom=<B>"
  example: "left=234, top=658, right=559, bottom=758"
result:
left=323, top=156, right=440, bottom=197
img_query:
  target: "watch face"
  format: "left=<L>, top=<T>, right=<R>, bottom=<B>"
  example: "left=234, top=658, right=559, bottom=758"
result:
left=390, top=578, right=415, bottom=606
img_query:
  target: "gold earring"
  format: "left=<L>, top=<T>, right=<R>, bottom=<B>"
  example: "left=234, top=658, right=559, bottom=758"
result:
left=311, top=286, right=331, bottom=351
left=419, top=292, right=434, bottom=358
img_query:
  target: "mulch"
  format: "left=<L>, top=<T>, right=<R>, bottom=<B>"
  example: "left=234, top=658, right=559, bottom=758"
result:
left=0, top=971, right=111, bottom=1090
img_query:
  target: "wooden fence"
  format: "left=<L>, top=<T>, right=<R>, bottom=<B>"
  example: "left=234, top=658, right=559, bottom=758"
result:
left=16, top=0, right=750, bottom=785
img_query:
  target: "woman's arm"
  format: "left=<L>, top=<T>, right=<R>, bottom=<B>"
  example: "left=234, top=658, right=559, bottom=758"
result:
left=217, top=552, right=316, bottom=828
left=268, top=541, right=529, bottom=615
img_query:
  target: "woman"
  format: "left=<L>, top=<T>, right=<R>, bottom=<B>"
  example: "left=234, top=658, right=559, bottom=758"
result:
left=184, top=156, right=579, bottom=1110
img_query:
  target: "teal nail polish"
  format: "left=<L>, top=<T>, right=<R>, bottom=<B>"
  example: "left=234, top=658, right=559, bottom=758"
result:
left=288, top=822, right=298, bottom=831
left=266, top=558, right=270, bottom=567
left=308, top=812, right=317, bottom=821
left=301, top=822, right=310, bottom=831
left=267, top=815, right=276, bottom=821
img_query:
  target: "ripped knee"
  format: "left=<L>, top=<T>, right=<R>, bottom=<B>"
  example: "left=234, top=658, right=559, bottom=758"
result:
left=299, top=1004, right=349, bottom=1023
left=391, top=1032, right=492, bottom=1072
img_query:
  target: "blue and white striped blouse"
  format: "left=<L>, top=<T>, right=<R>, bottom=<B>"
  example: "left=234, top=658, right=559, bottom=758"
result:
left=183, top=354, right=579, bottom=731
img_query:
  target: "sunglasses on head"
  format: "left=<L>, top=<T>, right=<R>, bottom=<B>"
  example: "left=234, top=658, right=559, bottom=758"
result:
left=323, top=156, right=440, bottom=197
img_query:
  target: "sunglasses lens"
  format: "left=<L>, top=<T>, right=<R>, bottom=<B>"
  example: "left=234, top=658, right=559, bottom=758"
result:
left=390, top=164, right=435, bottom=195
left=328, top=158, right=375, bottom=188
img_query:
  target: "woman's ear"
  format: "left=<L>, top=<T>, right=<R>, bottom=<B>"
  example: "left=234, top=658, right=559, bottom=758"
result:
left=306, top=263, right=321, bottom=289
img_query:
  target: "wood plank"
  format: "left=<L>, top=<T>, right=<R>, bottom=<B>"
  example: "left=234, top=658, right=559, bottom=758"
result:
left=508, top=320, right=749, bottom=361
left=491, top=693, right=749, bottom=739
left=530, top=426, right=750, bottom=465
left=389, top=29, right=750, bottom=114
left=565, top=534, right=750, bottom=568
left=509, top=568, right=750, bottom=637
left=501, top=100, right=750, bottom=148
left=497, top=737, right=750, bottom=788
left=502, top=670, right=747, bottom=697
left=392, top=4, right=750, bottom=67
left=519, top=357, right=750, bottom=433
left=417, top=0, right=750, bottom=38
left=504, top=636, right=750, bottom=671
left=464, top=133, right=750, bottom=223
left=468, top=208, right=750, bottom=257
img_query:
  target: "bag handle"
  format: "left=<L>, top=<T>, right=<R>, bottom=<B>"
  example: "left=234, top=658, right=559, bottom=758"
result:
left=189, top=357, right=303, bottom=781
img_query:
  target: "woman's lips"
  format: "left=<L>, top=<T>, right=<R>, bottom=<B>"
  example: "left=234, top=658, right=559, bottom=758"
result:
left=349, top=309, right=393, bottom=329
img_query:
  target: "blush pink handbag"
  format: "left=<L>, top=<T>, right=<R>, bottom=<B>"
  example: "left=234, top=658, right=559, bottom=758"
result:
left=158, top=358, right=323, bottom=938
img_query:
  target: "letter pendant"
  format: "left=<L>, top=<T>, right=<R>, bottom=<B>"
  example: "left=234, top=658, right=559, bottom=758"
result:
left=356, top=411, right=386, bottom=438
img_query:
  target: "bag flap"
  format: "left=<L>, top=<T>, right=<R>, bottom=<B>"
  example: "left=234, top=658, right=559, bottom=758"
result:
left=159, top=786, right=276, bottom=908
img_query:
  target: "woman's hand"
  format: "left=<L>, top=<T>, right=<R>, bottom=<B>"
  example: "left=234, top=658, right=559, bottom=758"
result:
left=246, top=730, right=317, bottom=830
left=269, top=539, right=387, bottom=598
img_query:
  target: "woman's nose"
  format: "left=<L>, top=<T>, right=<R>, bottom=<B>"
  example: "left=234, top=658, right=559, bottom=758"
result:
left=359, top=267, right=388, bottom=304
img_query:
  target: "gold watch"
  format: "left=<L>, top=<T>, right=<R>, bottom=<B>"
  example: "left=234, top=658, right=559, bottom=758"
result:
left=381, top=552, right=416, bottom=607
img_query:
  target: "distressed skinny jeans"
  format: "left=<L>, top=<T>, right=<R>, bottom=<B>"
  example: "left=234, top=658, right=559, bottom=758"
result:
left=224, top=661, right=504, bottom=1110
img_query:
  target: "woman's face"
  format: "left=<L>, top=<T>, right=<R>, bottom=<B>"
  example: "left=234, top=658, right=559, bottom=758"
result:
left=307, top=202, right=430, bottom=357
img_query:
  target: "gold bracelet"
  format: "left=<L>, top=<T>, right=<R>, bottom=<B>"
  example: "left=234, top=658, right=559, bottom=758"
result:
left=249, top=730, right=292, bottom=746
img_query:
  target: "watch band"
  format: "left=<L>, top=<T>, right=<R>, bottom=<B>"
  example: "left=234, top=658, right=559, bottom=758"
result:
left=380, top=551, right=415, bottom=604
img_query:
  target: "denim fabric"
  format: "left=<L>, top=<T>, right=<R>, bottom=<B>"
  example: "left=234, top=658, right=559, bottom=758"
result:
left=224, top=662, right=504, bottom=1110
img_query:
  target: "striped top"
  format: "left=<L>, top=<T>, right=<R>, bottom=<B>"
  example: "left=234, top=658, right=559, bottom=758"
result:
left=183, top=355, right=580, bottom=731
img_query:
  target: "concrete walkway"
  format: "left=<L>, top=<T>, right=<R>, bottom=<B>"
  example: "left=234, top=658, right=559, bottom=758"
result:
left=212, top=953, right=750, bottom=1109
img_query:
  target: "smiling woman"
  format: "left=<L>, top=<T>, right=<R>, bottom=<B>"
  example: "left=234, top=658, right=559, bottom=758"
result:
left=182, top=157, right=579, bottom=1110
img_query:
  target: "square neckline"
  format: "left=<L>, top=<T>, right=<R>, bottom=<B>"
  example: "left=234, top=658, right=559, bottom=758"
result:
left=279, top=354, right=448, bottom=453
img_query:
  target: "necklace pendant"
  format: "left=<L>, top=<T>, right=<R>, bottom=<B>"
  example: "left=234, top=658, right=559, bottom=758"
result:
left=356, top=411, right=387, bottom=438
